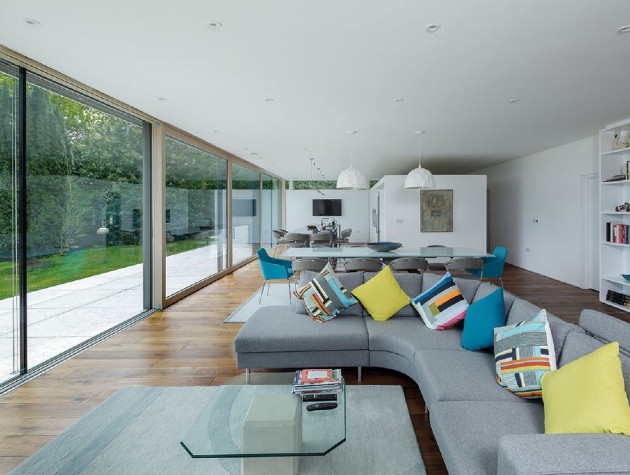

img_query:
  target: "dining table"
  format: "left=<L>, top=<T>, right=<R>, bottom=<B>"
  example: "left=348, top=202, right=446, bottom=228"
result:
left=281, top=246, right=493, bottom=259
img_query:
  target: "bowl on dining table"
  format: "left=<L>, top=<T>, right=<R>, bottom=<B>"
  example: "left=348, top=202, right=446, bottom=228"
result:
left=367, top=242, right=402, bottom=252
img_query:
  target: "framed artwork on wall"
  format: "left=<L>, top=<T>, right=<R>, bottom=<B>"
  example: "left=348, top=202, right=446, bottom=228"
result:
left=420, top=189, right=453, bottom=232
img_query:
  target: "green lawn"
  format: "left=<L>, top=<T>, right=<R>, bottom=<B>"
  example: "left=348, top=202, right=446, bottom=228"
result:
left=0, top=237, right=213, bottom=300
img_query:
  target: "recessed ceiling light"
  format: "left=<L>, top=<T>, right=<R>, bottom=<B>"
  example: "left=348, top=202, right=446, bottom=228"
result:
left=250, top=152, right=258, bottom=155
left=414, top=130, right=426, bottom=135
left=509, top=98, right=521, bottom=103
left=24, top=18, right=41, bottom=26
left=207, top=20, right=223, bottom=30
left=617, top=25, right=630, bottom=34
left=265, top=97, right=274, bottom=102
left=158, top=97, right=167, bottom=101
left=425, top=23, right=441, bottom=33
left=346, top=130, right=357, bottom=135
left=213, top=130, right=220, bottom=133
left=393, top=98, right=404, bottom=103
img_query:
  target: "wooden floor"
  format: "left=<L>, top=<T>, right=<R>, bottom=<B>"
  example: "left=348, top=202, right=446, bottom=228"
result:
left=0, top=263, right=627, bottom=474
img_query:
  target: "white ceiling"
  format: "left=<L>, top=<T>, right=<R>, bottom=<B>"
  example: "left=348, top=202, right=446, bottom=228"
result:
left=1, top=0, right=630, bottom=180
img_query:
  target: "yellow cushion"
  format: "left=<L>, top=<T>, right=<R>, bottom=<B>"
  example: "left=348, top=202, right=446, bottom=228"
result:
left=541, top=342, right=630, bottom=435
left=351, top=266, right=410, bottom=321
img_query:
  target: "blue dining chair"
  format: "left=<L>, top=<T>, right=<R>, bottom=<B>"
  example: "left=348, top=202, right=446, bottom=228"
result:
left=476, top=246, right=508, bottom=286
left=256, top=248, right=295, bottom=303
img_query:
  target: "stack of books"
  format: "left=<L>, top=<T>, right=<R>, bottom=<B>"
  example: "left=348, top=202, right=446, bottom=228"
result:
left=292, top=368, right=343, bottom=395
left=606, top=222, right=630, bottom=244
left=606, top=289, right=630, bottom=308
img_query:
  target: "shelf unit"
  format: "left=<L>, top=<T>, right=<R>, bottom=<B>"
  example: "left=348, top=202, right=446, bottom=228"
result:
left=600, top=117, right=630, bottom=311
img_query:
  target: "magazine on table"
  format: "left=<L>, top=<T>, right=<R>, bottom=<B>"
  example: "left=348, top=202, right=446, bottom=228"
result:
left=292, top=368, right=343, bottom=394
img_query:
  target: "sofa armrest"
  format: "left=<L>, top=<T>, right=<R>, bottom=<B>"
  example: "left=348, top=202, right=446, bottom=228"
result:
left=498, top=434, right=630, bottom=475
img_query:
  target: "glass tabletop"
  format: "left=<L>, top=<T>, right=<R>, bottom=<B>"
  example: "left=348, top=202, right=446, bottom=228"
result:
left=181, top=381, right=346, bottom=458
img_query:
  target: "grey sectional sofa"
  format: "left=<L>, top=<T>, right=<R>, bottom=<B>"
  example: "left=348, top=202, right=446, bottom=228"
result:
left=233, top=271, right=630, bottom=474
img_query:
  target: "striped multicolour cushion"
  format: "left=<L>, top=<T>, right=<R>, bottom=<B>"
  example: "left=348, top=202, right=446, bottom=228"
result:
left=294, top=263, right=358, bottom=323
left=494, top=309, right=557, bottom=399
left=411, top=272, right=469, bottom=330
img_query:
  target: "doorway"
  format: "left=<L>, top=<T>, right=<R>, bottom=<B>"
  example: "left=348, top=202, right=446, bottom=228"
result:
left=581, top=173, right=599, bottom=290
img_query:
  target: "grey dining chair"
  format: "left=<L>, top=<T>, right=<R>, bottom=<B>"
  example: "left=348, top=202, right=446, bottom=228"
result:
left=445, top=257, right=484, bottom=280
left=309, top=232, right=333, bottom=248
left=389, top=257, right=429, bottom=273
left=333, top=228, right=352, bottom=247
left=283, top=233, right=310, bottom=248
left=292, top=258, right=329, bottom=289
left=343, top=258, right=383, bottom=273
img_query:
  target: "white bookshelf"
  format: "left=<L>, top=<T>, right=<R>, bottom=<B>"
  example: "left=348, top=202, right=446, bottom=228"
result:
left=600, top=117, right=630, bottom=311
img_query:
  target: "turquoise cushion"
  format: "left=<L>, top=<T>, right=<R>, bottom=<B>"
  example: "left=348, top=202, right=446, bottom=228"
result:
left=461, top=287, right=505, bottom=350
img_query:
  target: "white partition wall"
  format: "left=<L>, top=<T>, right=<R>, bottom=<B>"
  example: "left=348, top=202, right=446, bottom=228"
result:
left=370, top=175, right=487, bottom=250
left=285, top=190, right=370, bottom=242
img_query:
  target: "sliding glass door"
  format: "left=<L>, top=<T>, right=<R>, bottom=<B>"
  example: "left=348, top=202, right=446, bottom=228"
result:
left=25, top=74, right=149, bottom=368
left=0, top=62, right=19, bottom=384
left=262, top=174, right=281, bottom=250
left=0, top=62, right=152, bottom=383
left=231, top=164, right=260, bottom=265
left=165, top=137, right=228, bottom=298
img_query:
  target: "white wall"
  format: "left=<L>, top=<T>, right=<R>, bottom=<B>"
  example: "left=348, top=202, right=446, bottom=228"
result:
left=285, top=189, right=370, bottom=242
left=476, top=135, right=598, bottom=287
left=372, top=175, right=487, bottom=250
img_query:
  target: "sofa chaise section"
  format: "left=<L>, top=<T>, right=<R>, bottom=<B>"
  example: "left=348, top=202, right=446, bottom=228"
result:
left=234, top=305, right=369, bottom=379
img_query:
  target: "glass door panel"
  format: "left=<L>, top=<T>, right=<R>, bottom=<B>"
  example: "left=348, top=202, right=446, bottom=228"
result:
left=261, top=174, right=281, bottom=250
left=231, top=164, right=260, bottom=265
left=25, top=74, right=146, bottom=368
left=0, top=63, right=19, bottom=383
left=165, top=137, right=228, bottom=298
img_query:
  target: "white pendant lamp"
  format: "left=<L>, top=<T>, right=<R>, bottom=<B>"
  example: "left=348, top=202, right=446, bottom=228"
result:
left=337, top=130, right=369, bottom=190
left=404, top=130, right=435, bottom=189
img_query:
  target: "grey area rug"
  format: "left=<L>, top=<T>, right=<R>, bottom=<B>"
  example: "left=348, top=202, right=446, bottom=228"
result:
left=12, top=386, right=425, bottom=475
left=224, top=283, right=293, bottom=323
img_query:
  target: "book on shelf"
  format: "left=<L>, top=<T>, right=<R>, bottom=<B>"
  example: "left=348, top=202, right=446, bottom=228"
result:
left=292, top=368, right=343, bottom=394
left=606, top=222, right=630, bottom=244
left=603, top=174, right=627, bottom=183
left=606, top=289, right=630, bottom=307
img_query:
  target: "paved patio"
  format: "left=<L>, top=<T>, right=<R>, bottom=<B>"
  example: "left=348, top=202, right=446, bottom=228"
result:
left=0, top=243, right=255, bottom=382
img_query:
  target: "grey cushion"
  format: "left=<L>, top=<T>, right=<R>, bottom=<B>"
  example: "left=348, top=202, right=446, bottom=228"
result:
left=234, top=306, right=368, bottom=352
left=452, top=277, right=482, bottom=304
left=414, top=349, right=525, bottom=409
left=547, top=313, right=584, bottom=359
left=579, top=309, right=630, bottom=354
left=472, top=282, right=517, bottom=316
left=559, top=331, right=630, bottom=399
left=362, top=271, right=422, bottom=317
left=294, top=270, right=364, bottom=317
left=364, top=317, right=466, bottom=365
left=431, top=401, right=544, bottom=475
left=365, top=316, right=466, bottom=358
left=421, top=272, right=442, bottom=291
left=506, top=298, right=581, bottom=358
left=498, top=434, right=630, bottom=475
left=505, top=298, right=544, bottom=326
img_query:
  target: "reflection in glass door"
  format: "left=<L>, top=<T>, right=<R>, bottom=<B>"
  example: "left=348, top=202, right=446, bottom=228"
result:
left=0, top=63, right=19, bottom=384
left=165, top=137, right=228, bottom=298
left=25, top=74, right=148, bottom=369
left=262, top=174, right=281, bottom=250
left=231, top=164, right=260, bottom=265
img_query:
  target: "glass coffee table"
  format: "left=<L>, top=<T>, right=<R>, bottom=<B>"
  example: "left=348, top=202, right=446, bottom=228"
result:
left=181, top=375, right=346, bottom=474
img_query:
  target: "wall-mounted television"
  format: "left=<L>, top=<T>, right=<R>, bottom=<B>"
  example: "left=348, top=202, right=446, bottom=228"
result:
left=312, top=199, right=342, bottom=216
